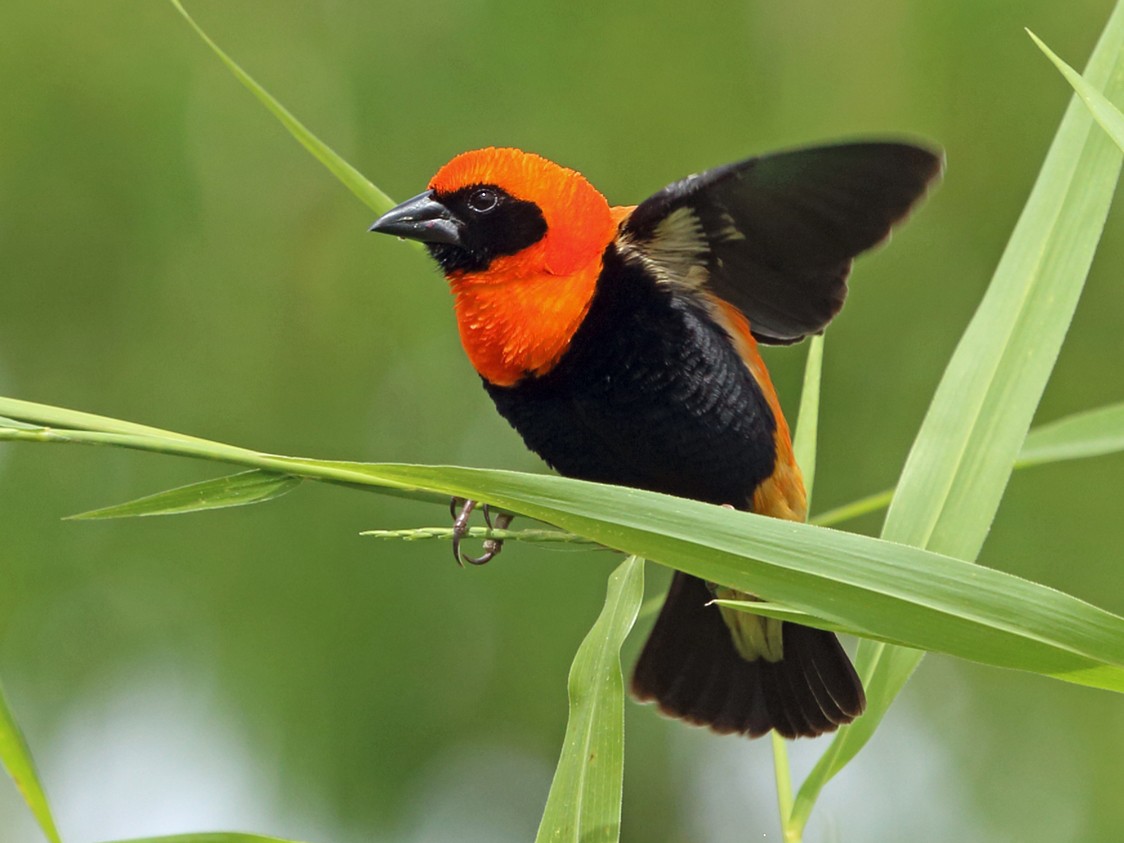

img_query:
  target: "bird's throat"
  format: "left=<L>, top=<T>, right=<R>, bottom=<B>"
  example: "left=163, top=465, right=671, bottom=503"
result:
left=449, top=260, right=601, bottom=388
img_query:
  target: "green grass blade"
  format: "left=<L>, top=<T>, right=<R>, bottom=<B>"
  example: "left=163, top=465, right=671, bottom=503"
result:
left=811, top=489, right=894, bottom=527
left=67, top=470, right=301, bottom=520
left=882, top=20, right=1124, bottom=560
left=0, top=416, right=41, bottom=430
left=0, top=681, right=61, bottom=843
left=792, top=334, right=824, bottom=504
left=103, top=834, right=307, bottom=843
left=793, top=1, right=1124, bottom=828
left=773, top=331, right=825, bottom=840
left=1029, top=30, right=1124, bottom=152
left=814, top=400, right=1124, bottom=526
left=167, top=0, right=395, bottom=215
left=1018, top=401, right=1124, bottom=466
left=361, top=526, right=596, bottom=545
left=535, top=555, right=644, bottom=843
left=2, top=397, right=1124, bottom=693
left=0, top=397, right=261, bottom=451
left=0, top=408, right=446, bottom=507
left=337, top=463, right=1124, bottom=692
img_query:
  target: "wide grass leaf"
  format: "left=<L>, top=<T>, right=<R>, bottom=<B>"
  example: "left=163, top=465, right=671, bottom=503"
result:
left=2, top=398, right=1123, bottom=692
left=793, top=1, right=1124, bottom=828
left=67, top=470, right=301, bottom=519
left=0, top=681, right=61, bottom=843
left=535, top=555, right=644, bottom=843
left=331, top=463, right=1124, bottom=691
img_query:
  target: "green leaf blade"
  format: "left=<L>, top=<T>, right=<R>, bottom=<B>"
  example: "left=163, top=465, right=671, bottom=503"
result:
left=535, top=555, right=644, bottom=843
left=0, top=681, right=62, bottom=843
left=795, top=1, right=1124, bottom=827
left=3, top=390, right=1123, bottom=694
left=792, top=334, right=824, bottom=505
left=103, top=834, right=307, bottom=843
left=1029, top=29, right=1124, bottom=153
left=167, top=0, right=396, bottom=215
left=67, top=470, right=301, bottom=520
left=333, top=463, right=1124, bottom=691
left=1018, top=401, right=1124, bottom=466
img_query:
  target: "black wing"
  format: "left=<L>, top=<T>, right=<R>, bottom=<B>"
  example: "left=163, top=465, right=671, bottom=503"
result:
left=619, top=142, right=942, bottom=344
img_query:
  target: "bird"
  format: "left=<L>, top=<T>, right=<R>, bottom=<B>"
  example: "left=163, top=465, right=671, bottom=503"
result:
left=368, top=141, right=941, bottom=738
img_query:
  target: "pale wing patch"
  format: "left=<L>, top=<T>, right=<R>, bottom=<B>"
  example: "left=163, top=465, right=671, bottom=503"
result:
left=617, top=205, right=710, bottom=290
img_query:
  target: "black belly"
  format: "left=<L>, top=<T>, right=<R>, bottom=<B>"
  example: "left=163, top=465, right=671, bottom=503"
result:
left=484, top=246, right=777, bottom=507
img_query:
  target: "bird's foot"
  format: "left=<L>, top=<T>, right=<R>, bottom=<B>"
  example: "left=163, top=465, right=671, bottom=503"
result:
left=450, top=497, right=513, bottom=566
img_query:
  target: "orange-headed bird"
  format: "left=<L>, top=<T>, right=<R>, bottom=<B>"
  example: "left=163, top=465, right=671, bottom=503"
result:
left=370, top=143, right=940, bottom=738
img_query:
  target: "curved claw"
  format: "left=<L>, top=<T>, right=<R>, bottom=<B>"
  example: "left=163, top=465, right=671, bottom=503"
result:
left=450, top=498, right=477, bottom=567
left=449, top=498, right=514, bottom=566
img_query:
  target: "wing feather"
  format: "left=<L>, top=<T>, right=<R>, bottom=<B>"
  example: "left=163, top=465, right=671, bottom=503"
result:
left=618, top=142, right=942, bottom=344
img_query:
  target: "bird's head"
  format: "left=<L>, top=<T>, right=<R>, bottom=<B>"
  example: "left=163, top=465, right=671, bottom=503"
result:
left=370, top=147, right=615, bottom=280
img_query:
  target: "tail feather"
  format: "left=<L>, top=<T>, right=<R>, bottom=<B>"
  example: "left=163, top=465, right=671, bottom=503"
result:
left=631, top=572, right=865, bottom=739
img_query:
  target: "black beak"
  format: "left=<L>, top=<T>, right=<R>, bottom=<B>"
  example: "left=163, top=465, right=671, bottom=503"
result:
left=369, top=190, right=463, bottom=246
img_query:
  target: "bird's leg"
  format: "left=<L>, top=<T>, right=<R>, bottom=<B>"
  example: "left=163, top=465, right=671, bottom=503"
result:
left=450, top=497, right=477, bottom=567
left=449, top=498, right=514, bottom=566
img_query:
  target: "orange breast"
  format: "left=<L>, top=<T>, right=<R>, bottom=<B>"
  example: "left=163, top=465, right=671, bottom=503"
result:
left=449, top=250, right=602, bottom=387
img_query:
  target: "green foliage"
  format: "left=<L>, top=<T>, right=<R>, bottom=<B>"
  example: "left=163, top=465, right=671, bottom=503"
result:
left=1, top=2, right=1122, bottom=843
left=1019, top=400, right=1124, bottom=466
left=68, top=470, right=301, bottom=520
left=535, top=556, right=644, bottom=843
left=0, top=683, right=60, bottom=843
left=165, top=1, right=395, bottom=215
left=2, top=407, right=1123, bottom=692
left=791, top=10, right=1124, bottom=830
left=1029, top=29, right=1124, bottom=152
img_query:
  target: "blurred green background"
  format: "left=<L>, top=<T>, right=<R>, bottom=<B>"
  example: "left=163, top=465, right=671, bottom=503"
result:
left=1, top=1, right=1122, bottom=841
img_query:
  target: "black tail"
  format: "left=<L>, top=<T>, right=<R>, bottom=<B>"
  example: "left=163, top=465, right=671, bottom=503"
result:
left=630, top=572, right=865, bottom=738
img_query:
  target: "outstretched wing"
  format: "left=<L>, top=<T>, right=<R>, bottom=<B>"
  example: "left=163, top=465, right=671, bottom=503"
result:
left=618, top=142, right=942, bottom=344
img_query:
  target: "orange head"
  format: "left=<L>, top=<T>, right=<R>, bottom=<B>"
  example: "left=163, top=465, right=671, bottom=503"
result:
left=370, top=148, right=618, bottom=386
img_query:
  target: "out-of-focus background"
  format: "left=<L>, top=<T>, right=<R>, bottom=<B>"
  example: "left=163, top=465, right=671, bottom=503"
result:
left=1, top=1, right=1121, bottom=841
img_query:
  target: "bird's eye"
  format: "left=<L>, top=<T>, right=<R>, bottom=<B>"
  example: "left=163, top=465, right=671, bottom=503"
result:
left=467, top=187, right=500, bottom=214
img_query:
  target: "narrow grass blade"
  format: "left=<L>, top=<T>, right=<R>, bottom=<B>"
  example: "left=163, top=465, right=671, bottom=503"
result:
left=793, top=1, right=1124, bottom=829
left=0, top=402, right=447, bottom=506
left=0, top=396, right=262, bottom=452
left=773, top=332, right=824, bottom=840
left=104, top=834, right=307, bottom=843
left=0, top=416, right=40, bottom=430
left=814, top=400, right=1124, bottom=526
left=67, top=470, right=300, bottom=520
left=360, top=526, right=597, bottom=546
left=0, top=681, right=61, bottom=843
left=792, top=334, right=824, bottom=504
left=535, top=555, right=644, bottom=843
left=812, top=489, right=894, bottom=527
left=167, top=0, right=395, bottom=215
left=1018, top=401, right=1124, bottom=466
left=1029, top=30, right=1124, bottom=152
